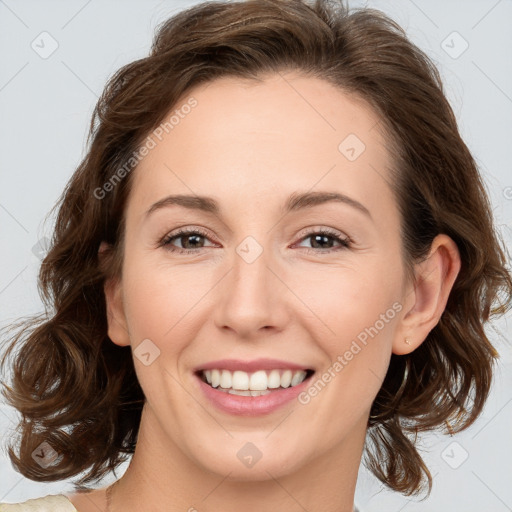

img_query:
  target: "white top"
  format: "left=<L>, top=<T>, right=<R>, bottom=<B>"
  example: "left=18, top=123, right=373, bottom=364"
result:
left=0, top=494, right=361, bottom=511
left=0, top=495, right=77, bottom=511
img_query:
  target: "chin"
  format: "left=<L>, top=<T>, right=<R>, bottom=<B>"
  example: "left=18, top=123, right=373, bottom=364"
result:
left=186, top=435, right=311, bottom=481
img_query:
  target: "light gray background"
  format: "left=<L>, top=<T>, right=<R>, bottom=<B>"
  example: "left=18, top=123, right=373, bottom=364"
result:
left=0, top=0, right=511, bottom=510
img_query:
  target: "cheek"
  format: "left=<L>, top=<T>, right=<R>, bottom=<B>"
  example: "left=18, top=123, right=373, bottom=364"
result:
left=294, top=266, right=400, bottom=430
left=291, top=259, right=401, bottom=419
left=121, top=252, right=222, bottom=359
left=293, top=259, right=400, bottom=347
left=122, top=239, right=402, bottom=358
left=120, top=258, right=201, bottom=408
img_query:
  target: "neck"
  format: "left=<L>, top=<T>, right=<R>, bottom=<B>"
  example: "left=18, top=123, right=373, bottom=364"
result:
left=111, top=404, right=366, bottom=512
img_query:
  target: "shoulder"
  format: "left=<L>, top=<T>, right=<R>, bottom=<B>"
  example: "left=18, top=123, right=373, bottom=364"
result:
left=0, top=495, right=77, bottom=511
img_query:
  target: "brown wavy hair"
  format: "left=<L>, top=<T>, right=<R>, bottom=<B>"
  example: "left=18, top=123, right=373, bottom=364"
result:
left=1, top=0, right=511, bottom=498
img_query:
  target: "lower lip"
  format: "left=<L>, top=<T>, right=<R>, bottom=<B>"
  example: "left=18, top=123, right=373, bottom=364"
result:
left=195, top=373, right=314, bottom=416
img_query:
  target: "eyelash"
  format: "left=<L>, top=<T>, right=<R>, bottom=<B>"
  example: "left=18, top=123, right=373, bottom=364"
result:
left=159, top=226, right=352, bottom=255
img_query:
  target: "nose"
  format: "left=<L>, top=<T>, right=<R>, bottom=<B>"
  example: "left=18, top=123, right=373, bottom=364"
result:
left=213, top=240, right=289, bottom=339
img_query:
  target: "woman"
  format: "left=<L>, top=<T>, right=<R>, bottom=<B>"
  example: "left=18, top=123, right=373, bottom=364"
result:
left=1, top=0, right=510, bottom=510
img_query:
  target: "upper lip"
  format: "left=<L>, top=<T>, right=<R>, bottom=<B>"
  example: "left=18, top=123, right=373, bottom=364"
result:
left=194, top=358, right=314, bottom=373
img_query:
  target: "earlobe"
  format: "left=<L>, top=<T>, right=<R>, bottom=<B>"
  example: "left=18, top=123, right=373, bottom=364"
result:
left=99, top=242, right=131, bottom=347
left=393, top=234, right=461, bottom=355
left=104, top=277, right=131, bottom=347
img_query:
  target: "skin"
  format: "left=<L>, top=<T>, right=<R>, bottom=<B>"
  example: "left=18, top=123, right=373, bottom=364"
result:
left=67, top=72, right=460, bottom=512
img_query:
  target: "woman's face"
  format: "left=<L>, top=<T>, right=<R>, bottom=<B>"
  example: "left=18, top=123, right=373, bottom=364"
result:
left=106, top=72, right=414, bottom=480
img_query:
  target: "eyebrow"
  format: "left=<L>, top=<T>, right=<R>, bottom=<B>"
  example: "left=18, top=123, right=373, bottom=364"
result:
left=145, top=191, right=372, bottom=220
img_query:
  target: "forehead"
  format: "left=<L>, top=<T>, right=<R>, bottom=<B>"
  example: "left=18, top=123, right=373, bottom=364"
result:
left=127, top=72, right=398, bottom=225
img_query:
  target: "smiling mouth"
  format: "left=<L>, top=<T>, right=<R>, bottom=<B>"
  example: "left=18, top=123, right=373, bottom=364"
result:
left=195, top=368, right=315, bottom=396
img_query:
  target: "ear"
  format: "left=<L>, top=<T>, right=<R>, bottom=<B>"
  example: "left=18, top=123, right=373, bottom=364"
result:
left=99, top=241, right=131, bottom=347
left=393, top=233, right=461, bottom=355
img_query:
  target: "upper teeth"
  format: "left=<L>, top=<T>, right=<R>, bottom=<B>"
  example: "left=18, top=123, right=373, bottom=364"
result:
left=202, top=369, right=308, bottom=390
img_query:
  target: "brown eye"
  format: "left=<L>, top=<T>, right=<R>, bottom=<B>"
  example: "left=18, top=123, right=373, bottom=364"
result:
left=160, top=227, right=215, bottom=254
left=295, top=228, right=351, bottom=254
